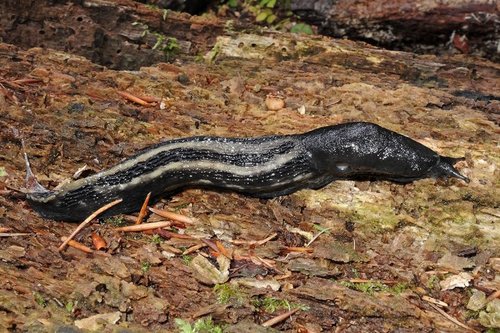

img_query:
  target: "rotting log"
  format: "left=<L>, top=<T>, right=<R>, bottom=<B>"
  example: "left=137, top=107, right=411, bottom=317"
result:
left=0, top=1, right=499, bottom=332
left=0, top=0, right=225, bottom=70
left=291, top=0, right=500, bottom=61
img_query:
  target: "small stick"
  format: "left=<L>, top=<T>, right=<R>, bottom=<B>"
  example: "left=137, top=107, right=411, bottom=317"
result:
left=215, top=240, right=232, bottom=259
left=148, top=207, right=194, bottom=224
left=230, top=232, right=277, bottom=246
left=154, top=229, right=195, bottom=240
left=117, top=91, right=151, bottom=106
left=284, top=246, right=314, bottom=253
left=305, top=227, right=332, bottom=247
left=428, top=303, right=479, bottom=333
left=201, top=239, right=221, bottom=254
left=486, top=289, right=500, bottom=302
left=58, top=199, right=122, bottom=252
left=275, top=270, right=293, bottom=280
left=0, top=233, right=30, bottom=237
left=261, top=308, right=300, bottom=327
left=115, top=221, right=171, bottom=232
left=135, top=192, right=151, bottom=224
left=162, top=244, right=183, bottom=254
left=136, top=94, right=161, bottom=103
left=183, top=243, right=206, bottom=255
left=61, top=237, right=94, bottom=254
left=12, top=78, right=43, bottom=85
left=422, top=295, right=448, bottom=307
left=348, top=278, right=399, bottom=285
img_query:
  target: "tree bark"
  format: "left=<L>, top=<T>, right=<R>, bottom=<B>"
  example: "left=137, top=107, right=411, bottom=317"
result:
left=291, top=0, right=499, bottom=61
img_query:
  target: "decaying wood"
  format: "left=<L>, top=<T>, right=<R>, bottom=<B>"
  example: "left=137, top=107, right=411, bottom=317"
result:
left=291, top=0, right=500, bottom=61
left=0, top=0, right=224, bottom=70
left=0, top=0, right=498, bottom=332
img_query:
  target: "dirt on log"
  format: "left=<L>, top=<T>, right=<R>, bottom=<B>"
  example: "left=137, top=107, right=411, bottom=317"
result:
left=291, top=0, right=500, bottom=61
left=0, top=0, right=499, bottom=332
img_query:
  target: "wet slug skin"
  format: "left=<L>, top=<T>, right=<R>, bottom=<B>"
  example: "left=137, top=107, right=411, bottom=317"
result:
left=26, top=122, right=468, bottom=221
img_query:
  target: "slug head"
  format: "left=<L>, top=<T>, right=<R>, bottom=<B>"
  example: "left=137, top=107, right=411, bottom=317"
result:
left=302, top=122, right=469, bottom=183
left=430, top=156, right=469, bottom=183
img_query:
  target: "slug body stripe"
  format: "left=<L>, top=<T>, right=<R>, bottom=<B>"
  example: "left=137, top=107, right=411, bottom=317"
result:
left=26, top=122, right=468, bottom=221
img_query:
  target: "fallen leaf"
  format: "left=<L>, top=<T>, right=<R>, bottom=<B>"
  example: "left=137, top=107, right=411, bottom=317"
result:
left=190, top=254, right=230, bottom=285
left=440, top=272, right=473, bottom=291
left=231, top=278, right=280, bottom=291
left=74, top=312, right=121, bottom=330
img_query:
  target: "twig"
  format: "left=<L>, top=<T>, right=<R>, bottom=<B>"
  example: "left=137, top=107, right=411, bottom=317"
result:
left=183, top=243, right=206, bottom=255
left=116, top=90, right=151, bottom=106
left=12, top=78, right=43, bottom=85
left=428, top=303, right=479, bottom=333
left=348, top=278, right=400, bottom=285
left=0, top=233, right=30, bottom=237
left=230, top=232, right=277, bottom=246
left=115, top=221, right=171, bottom=232
left=148, top=207, right=194, bottom=224
left=422, top=295, right=448, bottom=307
left=58, top=199, right=122, bottom=252
left=136, top=94, right=161, bottom=103
left=215, top=240, right=232, bottom=259
left=154, top=229, right=195, bottom=240
left=135, top=192, right=151, bottom=224
left=261, top=308, right=300, bottom=327
left=486, top=289, right=500, bottom=302
left=284, top=246, right=314, bottom=254
left=201, top=238, right=222, bottom=254
left=305, top=227, right=332, bottom=247
left=61, top=237, right=94, bottom=254
left=275, top=270, right=293, bottom=280
left=163, top=244, right=183, bottom=254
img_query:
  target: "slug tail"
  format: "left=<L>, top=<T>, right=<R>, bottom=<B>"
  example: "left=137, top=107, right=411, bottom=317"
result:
left=436, top=156, right=470, bottom=183
left=23, top=141, right=50, bottom=194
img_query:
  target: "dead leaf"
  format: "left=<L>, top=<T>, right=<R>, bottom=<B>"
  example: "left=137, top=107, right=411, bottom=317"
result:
left=440, top=272, right=473, bottom=291
left=74, top=311, right=121, bottom=330
left=190, top=254, right=230, bottom=285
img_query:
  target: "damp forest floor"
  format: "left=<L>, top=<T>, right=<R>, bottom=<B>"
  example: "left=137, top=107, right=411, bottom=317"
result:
left=0, top=2, right=499, bottom=333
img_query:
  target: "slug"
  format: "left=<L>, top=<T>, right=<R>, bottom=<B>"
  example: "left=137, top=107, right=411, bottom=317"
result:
left=26, top=122, right=468, bottom=221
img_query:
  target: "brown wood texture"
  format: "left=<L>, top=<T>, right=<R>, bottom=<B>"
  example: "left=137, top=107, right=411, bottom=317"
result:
left=0, top=1, right=498, bottom=332
left=291, top=0, right=500, bottom=61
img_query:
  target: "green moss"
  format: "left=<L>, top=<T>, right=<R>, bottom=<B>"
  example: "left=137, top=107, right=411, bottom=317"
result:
left=464, top=309, right=480, bottom=320
left=297, top=189, right=401, bottom=233
left=175, top=316, right=224, bottom=333
left=103, top=216, right=126, bottom=227
left=350, top=202, right=401, bottom=231
left=141, top=261, right=151, bottom=273
left=339, top=281, right=409, bottom=295
left=65, top=300, right=74, bottom=313
left=391, top=282, right=410, bottom=295
left=181, top=254, right=193, bottom=265
left=151, top=234, right=162, bottom=245
left=252, top=296, right=309, bottom=313
left=213, top=283, right=243, bottom=304
left=426, top=275, right=440, bottom=290
left=290, top=23, right=313, bottom=35
left=33, top=292, right=47, bottom=307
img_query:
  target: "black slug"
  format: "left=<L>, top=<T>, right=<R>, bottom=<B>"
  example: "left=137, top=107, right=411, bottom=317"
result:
left=26, top=122, right=468, bottom=221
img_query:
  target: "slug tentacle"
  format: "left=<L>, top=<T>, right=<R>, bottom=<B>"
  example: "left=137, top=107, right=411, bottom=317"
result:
left=431, top=156, right=470, bottom=183
left=26, top=122, right=468, bottom=222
